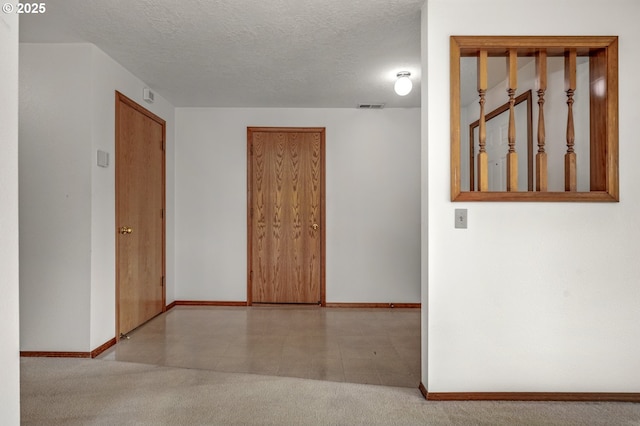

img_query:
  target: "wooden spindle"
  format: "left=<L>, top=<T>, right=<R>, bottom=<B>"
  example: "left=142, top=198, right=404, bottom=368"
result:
left=535, top=50, right=548, bottom=192
left=506, top=49, right=518, bottom=191
left=564, top=49, right=577, bottom=191
left=477, top=49, right=488, bottom=191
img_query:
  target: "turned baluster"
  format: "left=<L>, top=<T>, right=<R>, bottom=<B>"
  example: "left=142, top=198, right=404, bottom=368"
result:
left=506, top=49, right=518, bottom=191
left=535, top=50, right=548, bottom=192
left=564, top=49, right=577, bottom=191
left=477, top=49, right=489, bottom=191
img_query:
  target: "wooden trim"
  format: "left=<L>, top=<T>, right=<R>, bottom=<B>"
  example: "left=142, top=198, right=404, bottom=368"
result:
left=90, top=338, right=117, bottom=358
left=246, top=127, right=252, bottom=306
left=161, top=112, right=166, bottom=313
left=450, top=38, right=462, bottom=200
left=21, top=338, right=117, bottom=359
left=319, top=128, right=327, bottom=307
left=21, top=351, right=91, bottom=358
left=115, top=92, right=122, bottom=340
left=325, top=303, right=421, bottom=309
left=171, top=301, right=248, bottom=307
left=606, top=37, right=619, bottom=200
left=453, top=191, right=617, bottom=202
left=115, top=91, right=167, bottom=341
left=426, top=392, right=640, bottom=402
left=247, top=127, right=327, bottom=133
left=419, top=382, right=428, bottom=400
left=451, top=35, right=619, bottom=202
left=166, top=301, right=177, bottom=311
left=453, top=35, right=618, bottom=55
left=247, top=127, right=326, bottom=306
left=171, top=301, right=418, bottom=309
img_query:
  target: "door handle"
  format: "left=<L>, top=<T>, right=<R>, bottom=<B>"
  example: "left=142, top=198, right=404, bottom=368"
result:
left=120, top=226, right=133, bottom=235
left=312, top=223, right=319, bottom=230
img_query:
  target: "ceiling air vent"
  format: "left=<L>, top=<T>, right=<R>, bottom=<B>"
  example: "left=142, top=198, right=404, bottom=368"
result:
left=357, top=103, right=385, bottom=109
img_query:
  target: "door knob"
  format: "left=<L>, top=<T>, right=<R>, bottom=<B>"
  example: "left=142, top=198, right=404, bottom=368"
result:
left=312, top=223, right=319, bottom=230
left=120, top=226, right=133, bottom=235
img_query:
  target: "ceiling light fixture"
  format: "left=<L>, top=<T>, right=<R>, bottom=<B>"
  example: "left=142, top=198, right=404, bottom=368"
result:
left=394, top=71, right=412, bottom=96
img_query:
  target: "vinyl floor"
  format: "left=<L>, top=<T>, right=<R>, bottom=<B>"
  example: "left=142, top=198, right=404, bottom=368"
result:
left=99, top=305, right=421, bottom=388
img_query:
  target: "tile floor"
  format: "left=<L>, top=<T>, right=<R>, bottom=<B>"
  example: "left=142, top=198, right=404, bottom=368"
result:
left=99, top=305, right=421, bottom=388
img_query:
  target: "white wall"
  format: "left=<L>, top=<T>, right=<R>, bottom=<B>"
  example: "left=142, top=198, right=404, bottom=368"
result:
left=420, top=3, right=429, bottom=383
left=19, top=43, right=175, bottom=352
left=20, top=44, right=93, bottom=351
left=424, top=0, right=640, bottom=392
left=0, top=10, right=21, bottom=425
left=175, top=108, right=421, bottom=303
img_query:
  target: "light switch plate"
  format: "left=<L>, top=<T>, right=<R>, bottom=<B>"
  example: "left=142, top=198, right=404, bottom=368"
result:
left=455, top=208, right=467, bottom=229
left=97, top=150, right=109, bottom=168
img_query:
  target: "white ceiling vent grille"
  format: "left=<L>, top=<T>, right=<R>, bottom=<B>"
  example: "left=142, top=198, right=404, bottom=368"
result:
left=357, top=103, right=385, bottom=109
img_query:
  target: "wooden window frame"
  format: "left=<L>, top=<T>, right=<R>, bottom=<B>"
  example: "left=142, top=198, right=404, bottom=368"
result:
left=450, top=36, right=619, bottom=202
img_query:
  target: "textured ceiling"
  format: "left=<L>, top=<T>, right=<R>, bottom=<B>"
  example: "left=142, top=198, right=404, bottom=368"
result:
left=20, top=0, right=423, bottom=108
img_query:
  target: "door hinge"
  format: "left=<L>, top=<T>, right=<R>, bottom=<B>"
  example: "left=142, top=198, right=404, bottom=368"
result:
left=162, top=276, right=165, bottom=287
left=161, top=139, right=165, bottom=151
left=161, top=208, right=164, bottom=219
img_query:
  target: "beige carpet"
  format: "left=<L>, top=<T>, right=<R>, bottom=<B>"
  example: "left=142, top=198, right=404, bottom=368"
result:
left=21, top=358, right=640, bottom=425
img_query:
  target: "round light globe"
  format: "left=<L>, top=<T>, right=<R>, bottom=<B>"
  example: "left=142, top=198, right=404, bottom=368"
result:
left=394, top=75, right=412, bottom=96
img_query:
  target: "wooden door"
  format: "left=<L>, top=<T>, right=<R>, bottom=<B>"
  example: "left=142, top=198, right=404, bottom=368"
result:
left=247, top=127, right=325, bottom=305
left=115, top=92, right=165, bottom=337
